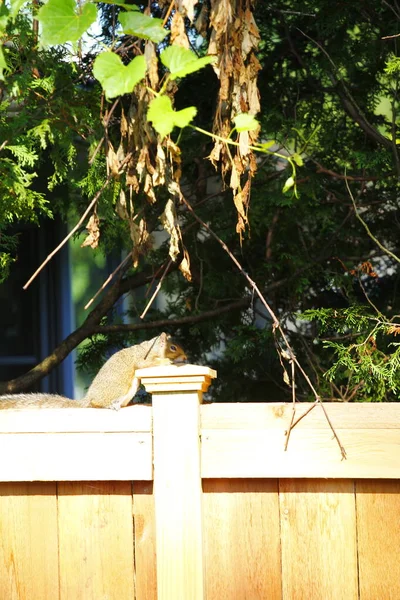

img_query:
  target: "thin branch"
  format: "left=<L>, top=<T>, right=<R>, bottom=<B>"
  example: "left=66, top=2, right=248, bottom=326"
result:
left=162, top=0, right=175, bottom=26
left=179, top=194, right=346, bottom=458
left=140, top=259, right=173, bottom=319
left=0, top=261, right=181, bottom=394
left=84, top=253, right=132, bottom=310
left=297, top=28, right=394, bottom=152
left=284, top=359, right=296, bottom=451
left=95, top=297, right=251, bottom=334
left=89, top=136, right=105, bottom=165
left=23, top=176, right=112, bottom=290
left=318, top=401, right=347, bottom=459
left=345, top=177, right=400, bottom=264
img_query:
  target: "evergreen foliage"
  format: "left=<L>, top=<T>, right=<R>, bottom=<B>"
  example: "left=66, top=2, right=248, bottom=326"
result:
left=1, top=1, right=400, bottom=402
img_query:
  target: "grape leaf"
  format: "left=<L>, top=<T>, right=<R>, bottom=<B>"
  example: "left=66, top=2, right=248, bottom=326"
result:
left=93, top=52, right=146, bottom=99
left=233, top=113, right=259, bottom=132
left=37, top=0, right=97, bottom=47
left=10, top=0, right=26, bottom=20
left=147, top=95, right=197, bottom=138
left=0, top=3, right=9, bottom=30
left=120, top=12, right=167, bottom=43
left=160, top=46, right=215, bottom=79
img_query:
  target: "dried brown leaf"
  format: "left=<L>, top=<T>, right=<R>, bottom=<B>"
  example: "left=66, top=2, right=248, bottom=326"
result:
left=180, top=0, right=198, bottom=22
left=145, top=41, right=159, bottom=89
left=170, top=11, right=190, bottom=48
left=115, top=188, right=129, bottom=220
left=160, top=198, right=181, bottom=261
left=106, top=143, right=120, bottom=178
left=179, top=248, right=192, bottom=281
left=81, top=212, right=100, bottom=249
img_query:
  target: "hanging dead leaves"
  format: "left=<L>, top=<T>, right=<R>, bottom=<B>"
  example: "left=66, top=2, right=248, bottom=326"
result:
left=208, top=0, right=261, bottom=241
left=95, top=0, right=261, bottom=283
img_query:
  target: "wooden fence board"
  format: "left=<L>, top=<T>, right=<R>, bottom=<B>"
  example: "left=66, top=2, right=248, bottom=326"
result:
left=201, top=402, right=400, bottom=429
left=152, top=392, right=205, bottom=600
left=201, top=429, right=400, bottom=478
left=133, top=481, right=157, bottom=600
left=356, top=480, right=400, bottom=600
left=0, top=405, right=152, bottom=433
left=203, top=479, right=282, bottom=600
left=0, top=482, right=59, bottom=600
left=57, top=481, right=135, bottom=600
left=0, top=432, right=152, bottom=481
left=279, top=479, right=358, bottom=600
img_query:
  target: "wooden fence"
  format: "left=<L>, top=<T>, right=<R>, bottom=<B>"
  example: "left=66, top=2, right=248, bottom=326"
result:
left=0, top=364, right=399, bottom=600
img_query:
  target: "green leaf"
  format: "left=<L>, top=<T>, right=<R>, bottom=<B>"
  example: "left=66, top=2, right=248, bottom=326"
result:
left=255, top=140, right=275, bottom=151
left=0, top=46, right=6, bottom=80
left=233, top=113, right=259, bottom=133
left=10, top=0, right=27, bottom=20
left=93, top=52, right=146, bottom=99
left=36, top=0, right=97, bottom=47
left=120, top=12, right=168, bottom=43
left=292, top=153, right=304, bottom=167
left=147, top=95, right=197, bottom=138
left=160, top=46, right=216, bottom=80
left=282, top=176, right=294, bottom=193
left=0, top=3, right=9, bottom=30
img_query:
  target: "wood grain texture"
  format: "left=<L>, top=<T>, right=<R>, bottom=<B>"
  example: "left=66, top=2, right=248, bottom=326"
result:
left=0, top=482, right=59, bottom=600
left=279, top=479, right=358, bottom=600
left=0, top=405, right=152, bottom=433
left=201, top=402, right=400, bottom=430
left=0, top=432, right=152, bottom=481
left=201, top=429, right=400, bottom=479
left=133, top=481, right=157, bottom=600
left=356, top=480, right=400, bottom=600
left=57, top=481, right=135, bottom=600
left=152, top=392, right=205, bottom=600
left=203, top=479, right=282, bottom=600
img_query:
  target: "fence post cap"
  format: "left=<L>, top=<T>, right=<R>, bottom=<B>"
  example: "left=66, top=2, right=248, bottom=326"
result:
left=136, top=364, right=217, bottom=393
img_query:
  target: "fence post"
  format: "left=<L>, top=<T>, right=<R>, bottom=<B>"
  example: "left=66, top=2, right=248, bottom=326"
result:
left=137, top=365, right=217, bottom=600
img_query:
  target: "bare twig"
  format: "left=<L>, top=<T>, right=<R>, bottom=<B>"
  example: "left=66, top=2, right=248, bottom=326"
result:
left=84, top=253, right=132, bottom=310
left=89, top=136, right=105, bottom=165
left=162, top=0, right=175, bottom=26
left=284, top=359, right=296, bottom=451
left=140, top=259, right=173, bottom=319
left=180, top=194, right=346, bottom=458
left=23, top=176, right=112, bottom=290
left=95, top=297, right=251, bottom=334
left=346, top=176, right=400, bottom=264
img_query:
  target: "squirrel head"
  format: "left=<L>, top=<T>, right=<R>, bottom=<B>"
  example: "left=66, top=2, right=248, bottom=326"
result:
left=146, top=332, right=187, bottom=363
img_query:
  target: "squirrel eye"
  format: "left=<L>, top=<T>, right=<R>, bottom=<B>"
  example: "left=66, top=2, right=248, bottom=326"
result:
left=170, top=344, right=177, bottom=352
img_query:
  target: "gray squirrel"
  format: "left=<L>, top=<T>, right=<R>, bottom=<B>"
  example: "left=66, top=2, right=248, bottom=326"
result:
left=0, top=333, right=187, bottom=409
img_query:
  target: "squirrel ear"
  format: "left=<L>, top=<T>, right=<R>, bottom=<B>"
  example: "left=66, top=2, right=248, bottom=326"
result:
left=158, top=332, right=168, bottom=343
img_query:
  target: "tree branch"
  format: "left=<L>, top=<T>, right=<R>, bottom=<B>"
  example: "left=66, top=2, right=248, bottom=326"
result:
left=0, top=261, right=178, bottom=394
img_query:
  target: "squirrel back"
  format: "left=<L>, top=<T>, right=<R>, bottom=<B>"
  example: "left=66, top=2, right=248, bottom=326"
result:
left=0, top=332, right=186, bottom=410
left=85, top=332, right=187, bottom=409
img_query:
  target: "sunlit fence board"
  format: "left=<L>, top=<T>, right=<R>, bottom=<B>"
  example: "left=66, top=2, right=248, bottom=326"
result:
left=201, top=403, right=400, bottom=478
left=0, top=406, right=152, bottom=481
left=0, top=393, right=400, bottom=599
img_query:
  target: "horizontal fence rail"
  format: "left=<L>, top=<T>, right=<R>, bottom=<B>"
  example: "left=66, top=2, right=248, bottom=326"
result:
left=0, top=364, right=399, bottom=599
